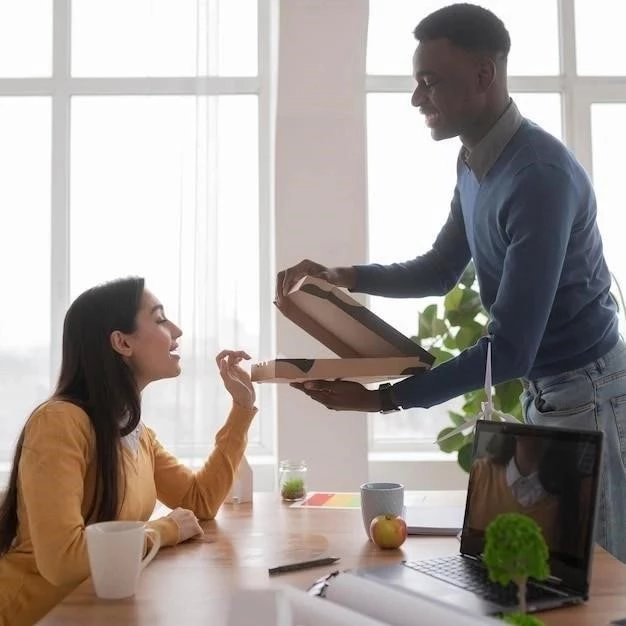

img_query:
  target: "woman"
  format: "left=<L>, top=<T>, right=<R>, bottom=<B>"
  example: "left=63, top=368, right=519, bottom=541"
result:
left=0, top=277, right=257, bottom=626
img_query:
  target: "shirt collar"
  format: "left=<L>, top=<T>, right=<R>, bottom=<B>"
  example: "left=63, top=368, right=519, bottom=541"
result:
left=505, top=457, right=547, bottom=507
left=460, top=99, right=523, bottom=181
left=505, top=457, right=523, bottom=486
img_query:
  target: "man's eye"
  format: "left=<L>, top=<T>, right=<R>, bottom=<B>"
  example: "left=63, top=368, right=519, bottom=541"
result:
left=418, top=79, right=440, bottom=90
left=156, top=317, right=168, bottom=324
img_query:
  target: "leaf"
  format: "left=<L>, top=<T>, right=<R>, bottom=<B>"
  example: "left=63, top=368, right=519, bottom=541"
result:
left=457, top=442, right=474, bottom=472
left=448, top=411, right=467, bottom=427
left=443, top=333, right=458, bottom=350
left=446, top=309, right=481, bottom=329
left=494, top=379, right=524, bottom=416
left=432, top=318, right=449, bottom=337
left=502, top=613, right=545, bottom=626
left=417, top=304, right=438, bottom=339
left=455, top=321, right=484, bottom=350
left=459, top=288, right=483, bottom=316
left=462, top=391, right=484, bottom=415
left=437, top=427, right=466, bottom=453
left=444, top=286, right=463, bottom=312
left=429, top=347, right=455, bottom=364
left=460, top=263, right=476, bottom=287
left=446, top=309, right=461, bottom=327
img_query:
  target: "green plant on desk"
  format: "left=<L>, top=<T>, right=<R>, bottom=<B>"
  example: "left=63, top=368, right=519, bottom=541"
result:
left=484, top=512, right=549, bottom=620
left=281, top=478, right=305, bottom=501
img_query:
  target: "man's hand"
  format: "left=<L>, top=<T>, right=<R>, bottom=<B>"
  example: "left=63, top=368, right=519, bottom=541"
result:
left=275, top=259, right=356, bottom=305
left=290, top=380, right=381, bottom=412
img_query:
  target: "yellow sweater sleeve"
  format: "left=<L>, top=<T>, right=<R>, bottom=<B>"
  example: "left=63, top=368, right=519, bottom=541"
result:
left=18, top=402, right=93, bottom=588
left=147, top=403, right=257, bottom=521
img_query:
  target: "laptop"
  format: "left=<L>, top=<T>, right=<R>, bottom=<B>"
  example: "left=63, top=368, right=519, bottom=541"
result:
left=354, top=420, right=604, bottom=615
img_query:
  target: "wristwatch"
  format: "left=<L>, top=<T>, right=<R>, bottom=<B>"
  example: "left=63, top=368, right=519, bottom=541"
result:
left=378, top=383, right=401, bottom=414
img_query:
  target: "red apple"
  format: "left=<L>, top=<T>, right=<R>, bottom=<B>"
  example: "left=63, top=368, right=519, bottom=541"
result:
left=369, top=514, right=407, bottom=549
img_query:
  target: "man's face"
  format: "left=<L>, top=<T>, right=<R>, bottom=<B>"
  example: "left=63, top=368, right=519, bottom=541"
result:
left=411, top=39, right=489, bottom=141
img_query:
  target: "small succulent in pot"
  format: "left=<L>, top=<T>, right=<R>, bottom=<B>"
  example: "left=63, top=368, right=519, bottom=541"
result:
left=281, top=477, right=306, bottom=501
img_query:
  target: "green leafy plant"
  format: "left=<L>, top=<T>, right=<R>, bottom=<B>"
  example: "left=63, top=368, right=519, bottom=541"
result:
left=411, top=263, right=523, bottom=471
left=280, top=478, right=305, bottom=501
left=484, top=513, right=550, bottom=615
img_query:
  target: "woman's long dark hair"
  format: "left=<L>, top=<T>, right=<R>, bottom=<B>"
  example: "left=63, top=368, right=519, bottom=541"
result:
left=0, top=277, right=145, bottom=556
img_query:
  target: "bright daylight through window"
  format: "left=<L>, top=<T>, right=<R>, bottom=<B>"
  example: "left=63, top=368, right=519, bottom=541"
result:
left=0, top=0, right=270, bottom=472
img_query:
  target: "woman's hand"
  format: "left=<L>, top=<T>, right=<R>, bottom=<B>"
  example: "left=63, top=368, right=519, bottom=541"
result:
left=216, top=350, right=256, bottom=409
left=166, top=507, right=203, bottom=543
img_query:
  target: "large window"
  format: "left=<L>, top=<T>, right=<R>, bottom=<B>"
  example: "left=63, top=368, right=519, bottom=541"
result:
left=366, top=0, right=626, bottom=452
left=0, top=0, right=273, bottom=467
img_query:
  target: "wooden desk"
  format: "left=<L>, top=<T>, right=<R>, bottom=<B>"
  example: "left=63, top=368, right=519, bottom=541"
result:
left=41, top=492, right=626, bottom=626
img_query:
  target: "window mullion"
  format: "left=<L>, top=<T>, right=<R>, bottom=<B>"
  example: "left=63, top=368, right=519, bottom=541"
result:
left=558, top=0, right=578, bottom=151
left=256, top=0, right=276, bottom=454
left=50, top=0, right=71, bottom=382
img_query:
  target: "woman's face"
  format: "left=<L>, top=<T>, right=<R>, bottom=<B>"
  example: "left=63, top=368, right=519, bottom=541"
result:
left=113, top=289, right=182, bottom=389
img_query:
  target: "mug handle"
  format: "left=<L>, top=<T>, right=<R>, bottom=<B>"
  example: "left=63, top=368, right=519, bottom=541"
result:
left=141, top=527, right=161, bottom=570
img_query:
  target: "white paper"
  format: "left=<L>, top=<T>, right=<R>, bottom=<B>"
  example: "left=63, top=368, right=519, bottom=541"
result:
left=323, top=572, right=501, bottom=626
left=227, top=588, right=292, bottom=626
left=227, top=586, right=389, bottom=626
left=282, top=585, right=389, bottom=626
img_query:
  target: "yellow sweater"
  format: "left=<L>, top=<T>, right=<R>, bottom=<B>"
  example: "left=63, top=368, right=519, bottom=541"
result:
left=0, top=399, right=256, bottom=626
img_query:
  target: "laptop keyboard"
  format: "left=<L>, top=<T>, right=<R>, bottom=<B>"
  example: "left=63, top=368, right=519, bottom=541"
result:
left=403, top=555, right=566, bottom=607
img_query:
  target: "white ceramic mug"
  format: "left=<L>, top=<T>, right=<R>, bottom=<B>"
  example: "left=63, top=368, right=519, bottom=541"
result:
left=360, top=482, right=405, bottom=539
left=85, top=520, right=160, bottom=599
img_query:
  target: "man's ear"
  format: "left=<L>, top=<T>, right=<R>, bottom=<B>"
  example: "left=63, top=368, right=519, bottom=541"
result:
left=477, top=57, right=496, bottom=92
left=110, top=330, right=133, bottom=357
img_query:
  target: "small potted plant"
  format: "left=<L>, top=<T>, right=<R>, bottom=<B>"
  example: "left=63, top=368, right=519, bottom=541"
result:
left=280, top=477, right=306, bottom=501
left=484, top=512, right=549, bottom=623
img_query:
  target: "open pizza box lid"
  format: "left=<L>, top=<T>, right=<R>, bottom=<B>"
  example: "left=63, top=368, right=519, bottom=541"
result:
left=252, top=276, right=435, bottom=383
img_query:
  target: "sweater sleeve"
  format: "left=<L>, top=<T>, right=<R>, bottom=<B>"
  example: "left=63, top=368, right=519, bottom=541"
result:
left=392, top=162, right=578, bottom=409
left=18, top=402, right=93, bottom=588
left=148, top=403, right=257, bottom=520
left=352, top=187, right=472, bottom=297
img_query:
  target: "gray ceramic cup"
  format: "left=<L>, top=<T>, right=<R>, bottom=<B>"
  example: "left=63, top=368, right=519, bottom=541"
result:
left=360, top=482, right=405, bottom=539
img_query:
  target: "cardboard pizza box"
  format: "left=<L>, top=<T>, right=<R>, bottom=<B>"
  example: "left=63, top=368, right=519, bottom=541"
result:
left=252, top=276, right=434, bottom=384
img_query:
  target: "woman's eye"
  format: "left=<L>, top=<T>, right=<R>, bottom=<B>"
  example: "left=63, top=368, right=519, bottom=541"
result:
left=156, top=317, right=168, bottom=324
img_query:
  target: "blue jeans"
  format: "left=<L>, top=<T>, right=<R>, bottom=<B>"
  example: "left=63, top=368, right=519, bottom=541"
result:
left=521, top=339, right=626, bottom=564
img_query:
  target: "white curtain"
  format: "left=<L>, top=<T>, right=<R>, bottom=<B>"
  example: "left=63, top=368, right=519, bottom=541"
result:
left=0, top=0, right=262, bottom=475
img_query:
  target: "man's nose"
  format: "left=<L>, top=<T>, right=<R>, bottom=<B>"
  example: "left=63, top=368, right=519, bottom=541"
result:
left=411, top=87, right=426, bottom=108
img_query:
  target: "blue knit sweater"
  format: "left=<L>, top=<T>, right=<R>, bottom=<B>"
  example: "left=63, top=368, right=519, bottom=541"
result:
left=354, top=120, right=618, bottom=409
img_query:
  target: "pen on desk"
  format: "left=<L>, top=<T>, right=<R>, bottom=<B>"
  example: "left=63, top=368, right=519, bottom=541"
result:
left=268, top=556, right=340, bottom=575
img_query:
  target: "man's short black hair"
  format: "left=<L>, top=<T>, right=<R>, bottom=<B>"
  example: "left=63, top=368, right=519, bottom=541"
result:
left=413, top=3, right=511, bottom=59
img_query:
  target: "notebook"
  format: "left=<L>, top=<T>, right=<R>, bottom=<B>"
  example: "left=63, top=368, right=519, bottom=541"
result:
left=352, top=420, right=604, bottom=615
left=404, top=504, right=464, bottom=536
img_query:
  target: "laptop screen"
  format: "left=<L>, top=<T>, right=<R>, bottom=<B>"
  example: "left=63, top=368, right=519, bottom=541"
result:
left=461, top=420, right=603, bottom=594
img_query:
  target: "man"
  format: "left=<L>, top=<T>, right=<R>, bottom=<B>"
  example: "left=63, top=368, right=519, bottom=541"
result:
left=276, top=4, right=626, bottom=563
